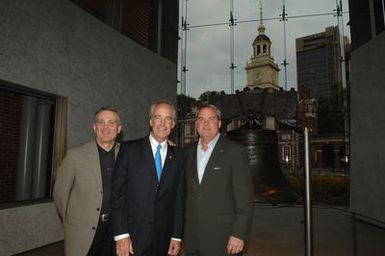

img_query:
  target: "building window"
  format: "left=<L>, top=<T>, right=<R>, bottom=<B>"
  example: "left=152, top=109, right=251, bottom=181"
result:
left=184, top=123, right=194, bottom=136
left=233, top=119, right=241, bottom=129
left=265, top=116, right=275, bottom=130
left=322, top=143, right=335, bottom=168
left=281, top=144, right=291, bottom=161
left=0, top=85, right=67, bottom=204
left=282, top=134, right=291, bottom=140
left=68, top=0, right=179, bottom=63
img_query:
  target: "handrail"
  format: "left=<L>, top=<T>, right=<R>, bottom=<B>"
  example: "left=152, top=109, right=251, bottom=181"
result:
left=311, top=201, right=385, bottom=230
left=253, top=202, right=385, bottom=256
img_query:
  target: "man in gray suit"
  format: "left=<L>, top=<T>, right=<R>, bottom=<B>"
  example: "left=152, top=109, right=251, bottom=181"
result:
left=53, top=106, right=122, bottom=256
left=183, top=104, right=254, bottom=256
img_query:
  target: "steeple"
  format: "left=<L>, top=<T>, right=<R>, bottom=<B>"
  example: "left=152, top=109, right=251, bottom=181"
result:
left=245, top=0, right=280, bottom=91
left=258, top=0, right=265, bottom=35
left=252, top=0, right=271, bottom=58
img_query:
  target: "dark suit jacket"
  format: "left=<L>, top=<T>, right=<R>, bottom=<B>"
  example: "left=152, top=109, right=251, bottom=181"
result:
left=111, top=136, right=186, bottom=255
left=183, top=136, right=254, bottom=255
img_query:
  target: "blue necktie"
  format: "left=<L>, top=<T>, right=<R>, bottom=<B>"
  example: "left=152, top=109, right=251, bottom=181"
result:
left=155, top=144, right=162, bottom=181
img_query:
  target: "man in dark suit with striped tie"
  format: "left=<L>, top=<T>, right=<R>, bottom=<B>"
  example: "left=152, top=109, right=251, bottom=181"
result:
left=111, top=100, right=186, bottom=256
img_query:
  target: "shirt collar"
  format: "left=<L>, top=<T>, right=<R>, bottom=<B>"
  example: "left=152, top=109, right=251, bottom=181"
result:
left=149, top=133, right=168, bottom=149
left=198, top=133, right=220, bottom=150
left=96, top=141, right=116, bottom=153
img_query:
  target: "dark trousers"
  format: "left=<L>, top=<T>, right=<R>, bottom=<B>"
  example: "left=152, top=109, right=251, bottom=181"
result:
left=137, top=226, right=168, bottom=256
left=185, top=251, right=242, bottom=256
left=87, top=220, right=115, bottom=256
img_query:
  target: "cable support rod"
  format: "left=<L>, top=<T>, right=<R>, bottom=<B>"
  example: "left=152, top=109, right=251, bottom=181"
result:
left=229, top=0, right=236, bottom=94
left=180, top=0, right=189, bottom=95
left=180, top=11, right=349, bottom=30
left=280, top=0, right=289, bottom=90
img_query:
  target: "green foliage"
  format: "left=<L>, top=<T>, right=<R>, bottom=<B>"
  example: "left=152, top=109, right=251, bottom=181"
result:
left=177, top=90, right=226, bottom=120
left=177, top=94, right=197, bottom=119
left=286, top=174, right=349, bottom=206
left=198, top=90, right=226, bottom=104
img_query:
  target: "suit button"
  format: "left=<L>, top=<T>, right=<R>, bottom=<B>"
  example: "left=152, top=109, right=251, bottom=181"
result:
left=100, top=190, right=103, bottom=194
left=97, top=208, right=100, bottom=211
left=92, top=227, right=96, bottom=230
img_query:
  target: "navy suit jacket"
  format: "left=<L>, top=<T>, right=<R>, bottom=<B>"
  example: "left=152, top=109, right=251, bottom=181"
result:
left=111, top=136, right=186, bottom=255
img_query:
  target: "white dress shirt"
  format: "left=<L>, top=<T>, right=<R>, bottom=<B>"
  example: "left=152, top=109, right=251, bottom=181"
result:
left=149, top=133, right=168, bottom=168
left=197, top=133, right=220, bottom=183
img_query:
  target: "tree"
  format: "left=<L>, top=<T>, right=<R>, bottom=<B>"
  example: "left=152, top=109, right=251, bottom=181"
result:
left=198, top=90, right=226, bottom=104
left=177, top=94, right=197, bottom=120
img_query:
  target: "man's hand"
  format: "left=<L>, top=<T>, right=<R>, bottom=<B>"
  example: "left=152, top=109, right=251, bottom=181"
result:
left=168, top=239, right=181, bottom=255
left=226, top=235, right=244, bottom=255
left=116, top=237, right=134, bottom=256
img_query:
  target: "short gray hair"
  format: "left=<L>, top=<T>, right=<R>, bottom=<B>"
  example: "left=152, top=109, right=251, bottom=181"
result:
left=94, top=106, right=121, bottom=124
left=149, top=100, right=176, bottom=120
left=196, top=104, right=222, bottom=120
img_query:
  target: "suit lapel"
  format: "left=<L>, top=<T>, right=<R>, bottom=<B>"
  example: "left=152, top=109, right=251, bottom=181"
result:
left=200, top=136, right=225, bottom=187
left=85, top=141, right=103, bottom=189
left=161, top=143, right=175, bottom=183
left=187, top=142, right=200, bottom=192
left=114, top=142, right=120, bottom=159
left=141, top=137, right=159, bottom=182
left=191, top=143, right=200, bottom=187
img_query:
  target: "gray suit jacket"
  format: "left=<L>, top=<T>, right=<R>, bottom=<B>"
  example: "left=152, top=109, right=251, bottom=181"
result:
left=53, top=140, right=119, bottom=256
left=183, top=136, right=254, bottom=255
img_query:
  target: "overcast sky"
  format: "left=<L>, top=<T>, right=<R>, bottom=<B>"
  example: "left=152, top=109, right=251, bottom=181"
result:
left=178, top=0, right=351, bottom=98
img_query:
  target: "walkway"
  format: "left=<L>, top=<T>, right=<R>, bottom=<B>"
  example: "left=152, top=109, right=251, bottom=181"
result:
left=16, top=204, right=385, bottom=256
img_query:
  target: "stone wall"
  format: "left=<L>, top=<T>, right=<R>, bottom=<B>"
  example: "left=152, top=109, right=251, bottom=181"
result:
left=0, top=0, right=177, bottom=254
left=350, top=31, right=385, bottom=224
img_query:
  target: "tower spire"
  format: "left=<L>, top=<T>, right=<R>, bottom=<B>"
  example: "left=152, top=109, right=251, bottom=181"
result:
left=258, top=0, right=265, bottom=35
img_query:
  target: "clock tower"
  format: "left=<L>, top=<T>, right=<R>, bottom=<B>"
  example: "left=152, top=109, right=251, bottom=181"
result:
left=245, top=1, right=280, bottom=90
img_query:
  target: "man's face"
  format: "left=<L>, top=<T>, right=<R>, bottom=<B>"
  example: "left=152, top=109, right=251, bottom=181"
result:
left=150, top=103, right=175, bottom=143
left=195, top=107, right=221, bottom=142
left=93, top=110, right=122, bottom=145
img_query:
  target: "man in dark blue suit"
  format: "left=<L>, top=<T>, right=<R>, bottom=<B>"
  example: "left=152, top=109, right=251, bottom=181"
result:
left=111, top=100, right=185, bottom=256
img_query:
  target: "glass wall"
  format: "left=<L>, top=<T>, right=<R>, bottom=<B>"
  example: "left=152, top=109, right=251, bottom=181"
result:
left=178, top=0, right=350, bottom=97
left=177, top=0, right=351, bottom=206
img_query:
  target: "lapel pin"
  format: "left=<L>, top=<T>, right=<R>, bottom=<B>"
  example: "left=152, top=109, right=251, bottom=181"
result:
left=169, top=155, right=173, bottom=159
left=220, top=149, right=224, bottom=153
